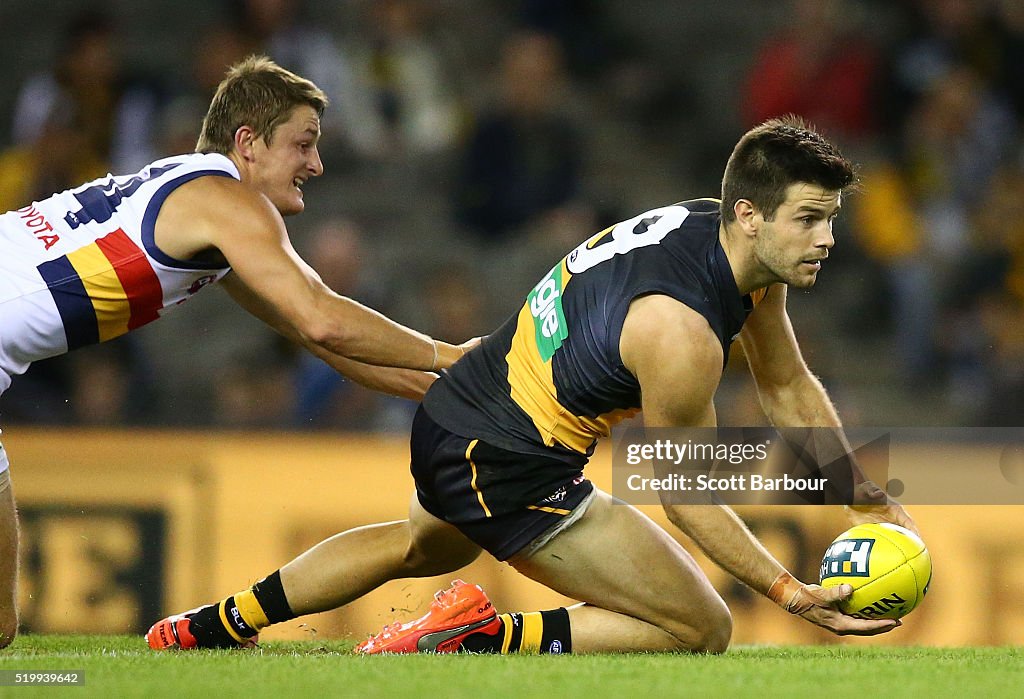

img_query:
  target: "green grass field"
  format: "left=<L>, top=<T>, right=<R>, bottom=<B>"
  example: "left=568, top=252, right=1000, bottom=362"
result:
left=0, top=637, right=1020, bottom=698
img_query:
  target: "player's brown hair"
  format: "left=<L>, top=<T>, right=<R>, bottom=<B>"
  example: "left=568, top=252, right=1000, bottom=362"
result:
left=196, top=55, right=328, bottom=155
left=720, top=116, right=856, bottom=222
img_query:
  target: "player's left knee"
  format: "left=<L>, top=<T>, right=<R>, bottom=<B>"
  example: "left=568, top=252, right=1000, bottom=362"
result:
left=693, top=601, right=732, bottom=654
left=661, top=595, right=731, bottom=653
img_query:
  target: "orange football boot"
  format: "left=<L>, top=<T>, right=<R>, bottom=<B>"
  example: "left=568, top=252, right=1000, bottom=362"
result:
left=355, top=580, right=501, bottom=654
left=146, top=607, right=258, bottom=650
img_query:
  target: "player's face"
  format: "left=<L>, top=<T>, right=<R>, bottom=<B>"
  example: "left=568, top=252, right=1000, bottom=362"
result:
left=247, top=105, right=324, bottom=216
left=753, top=183, right=841, bottom=288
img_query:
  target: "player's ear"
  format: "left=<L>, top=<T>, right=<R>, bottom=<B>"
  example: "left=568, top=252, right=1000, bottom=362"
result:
left=232, top=125, right=257, bottom=162
left=734, top=199, right=759, bottom=237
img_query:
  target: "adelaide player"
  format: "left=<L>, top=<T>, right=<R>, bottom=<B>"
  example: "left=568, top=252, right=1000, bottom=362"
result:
left=0, top=56, right=472, bottom=649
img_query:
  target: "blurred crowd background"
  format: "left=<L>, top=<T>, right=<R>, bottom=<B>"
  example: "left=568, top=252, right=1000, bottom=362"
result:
left=1, top=0, right=1022, bottom=433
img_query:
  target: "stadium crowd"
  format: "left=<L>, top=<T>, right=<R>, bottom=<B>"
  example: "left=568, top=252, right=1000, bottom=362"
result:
left=1, top=0, right=1021, bottom=430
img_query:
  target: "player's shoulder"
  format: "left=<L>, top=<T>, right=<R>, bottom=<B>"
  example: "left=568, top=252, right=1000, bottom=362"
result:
left=168, top=168, right=269, bottom=214
left=626, top=292, right=717, bottom=330
left=159, top=164, right=278, bottom=234
left=620, top=293, right=724, bottom=378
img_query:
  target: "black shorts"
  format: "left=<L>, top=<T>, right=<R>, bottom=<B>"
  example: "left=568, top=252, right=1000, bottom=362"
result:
left=410, top=405, right=594, bottom=561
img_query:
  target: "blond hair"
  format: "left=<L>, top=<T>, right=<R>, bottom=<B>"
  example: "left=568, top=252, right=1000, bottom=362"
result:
left=196, top=55, right=328, bottom=155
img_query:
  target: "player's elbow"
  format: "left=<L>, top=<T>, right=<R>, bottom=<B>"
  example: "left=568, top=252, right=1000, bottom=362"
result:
left=296, top=314, right=354, bottom=358
left=285, top=287, right=349, bottom=352
left=296, top=319, right=333, bottom=351
left=298, top=297, right=378, bottom=362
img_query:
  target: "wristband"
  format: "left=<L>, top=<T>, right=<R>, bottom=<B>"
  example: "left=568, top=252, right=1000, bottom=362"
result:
left=430, top=339, right=439, bottom=372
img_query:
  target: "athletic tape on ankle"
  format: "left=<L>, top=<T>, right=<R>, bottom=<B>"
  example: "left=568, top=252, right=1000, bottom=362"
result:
left=235, top=589, right=270, bottom=631
left=519, top=612, right=545, bottom=654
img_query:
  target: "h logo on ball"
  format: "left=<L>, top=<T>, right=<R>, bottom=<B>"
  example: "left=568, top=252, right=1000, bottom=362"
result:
left=820, top=538, right=874, bottom=579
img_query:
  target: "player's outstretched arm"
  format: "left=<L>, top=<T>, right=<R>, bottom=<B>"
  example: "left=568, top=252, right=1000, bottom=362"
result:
left=620, top=294, right=896, bottom=637
left=161, top=176, right=467, bottom=372
left=221, top=273, right=437, bottom=400
left=738, top=284, right=918, bottom=535
left=666, top=502, right=897, bottom=636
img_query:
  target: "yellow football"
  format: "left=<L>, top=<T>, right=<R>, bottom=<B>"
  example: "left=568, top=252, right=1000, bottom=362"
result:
left=819, top=523, right=931, bottom=620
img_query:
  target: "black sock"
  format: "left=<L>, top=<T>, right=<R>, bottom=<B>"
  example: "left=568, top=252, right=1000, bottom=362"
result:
left=187, top=571, right=295, bottom=648
left=251, top=571, right=295, bottom=624
left=461, top=608, right=572, bottom=654
left=187, top=600, right=248, bottom=649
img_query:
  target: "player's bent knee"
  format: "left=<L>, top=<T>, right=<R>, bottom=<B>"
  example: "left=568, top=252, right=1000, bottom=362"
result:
left=662, top=596, right=731, bottom=654
left=693, top=603, right=732, bottom=654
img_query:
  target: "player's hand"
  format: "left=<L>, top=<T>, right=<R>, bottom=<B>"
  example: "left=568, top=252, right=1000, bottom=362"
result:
left=769, top=572, right=898, bottom=636
left=845, top=481, right=919, bottom=536
left=792, top=583, right=900, bottom=637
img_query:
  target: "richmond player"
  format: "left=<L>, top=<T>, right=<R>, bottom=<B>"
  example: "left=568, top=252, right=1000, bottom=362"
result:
left=149, top=117, right=916, bottom=654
